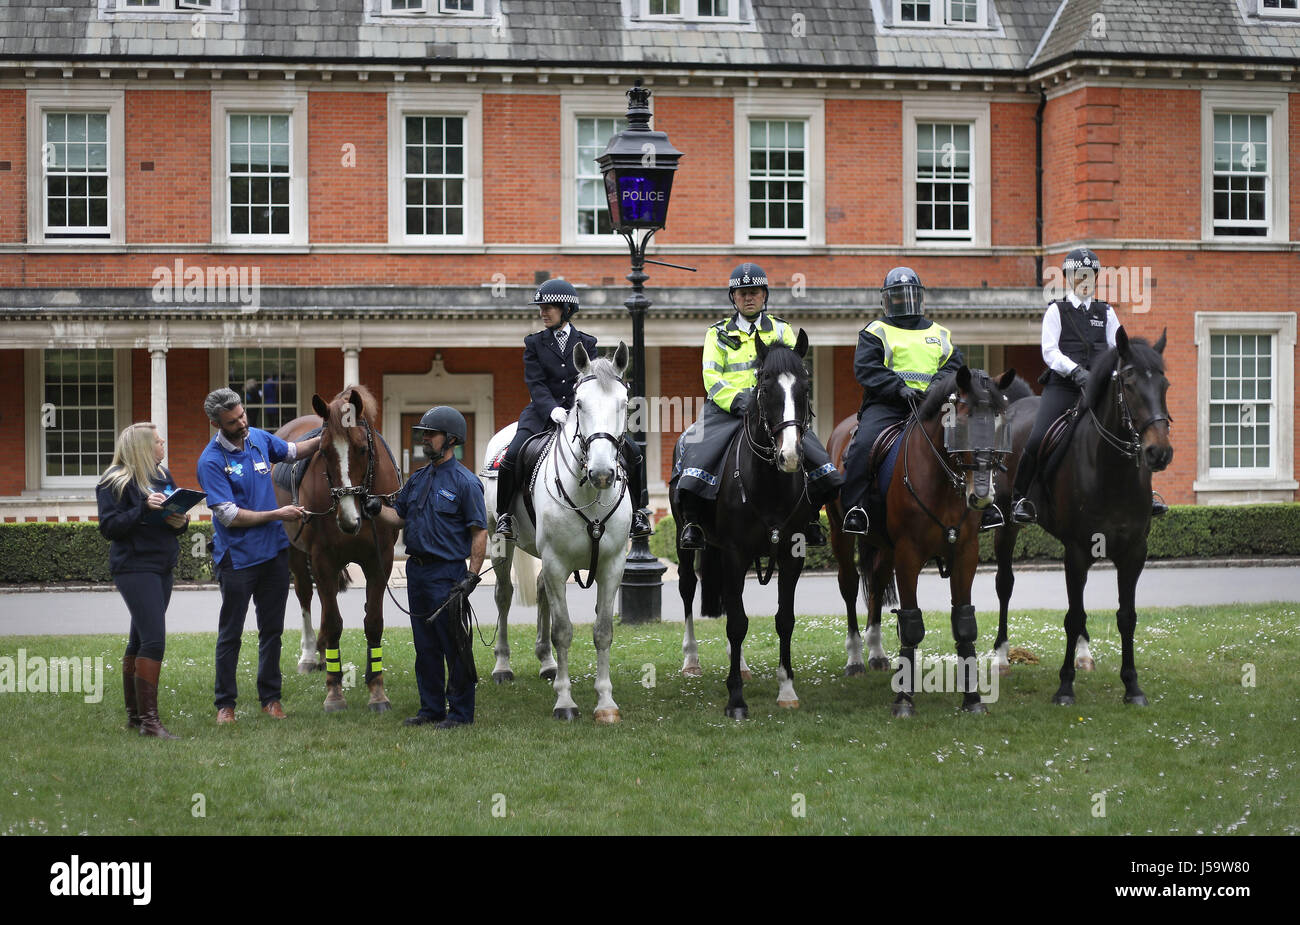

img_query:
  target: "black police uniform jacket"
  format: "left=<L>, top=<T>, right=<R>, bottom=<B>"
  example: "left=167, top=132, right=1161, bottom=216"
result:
left=518, top=325, right=599, bottom=435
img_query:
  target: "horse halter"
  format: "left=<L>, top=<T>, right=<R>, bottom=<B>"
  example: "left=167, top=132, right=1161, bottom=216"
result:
left=566, top=373, right=627, bottom=480
left=748, top=379, right=810, bottom=464
left=304, top=414, right=395, bottom=523
left=1094, top=362, right=1173, bottom=465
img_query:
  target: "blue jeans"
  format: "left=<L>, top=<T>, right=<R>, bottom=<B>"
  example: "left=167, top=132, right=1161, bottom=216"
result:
left=214, top=549, right=289, bottom=710
left=407, top=559, right=475, bottom=724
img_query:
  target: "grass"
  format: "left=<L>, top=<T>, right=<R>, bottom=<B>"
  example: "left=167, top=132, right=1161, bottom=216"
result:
left=1, top=603, right=1297, bottom=835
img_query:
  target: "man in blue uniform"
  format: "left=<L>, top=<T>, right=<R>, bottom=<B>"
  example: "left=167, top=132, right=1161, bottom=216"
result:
left=366, top=407, right=487, bottom=729
left=197, top=387, right=321, bottom=724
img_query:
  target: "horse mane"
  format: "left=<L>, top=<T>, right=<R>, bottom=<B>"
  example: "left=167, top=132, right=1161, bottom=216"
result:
left=1002, top=374, right=1035, bottom=404
left=582, top=355, right=627, bottom=389
left=328, top=384, right=379, bottom=427
left=1083, top=338, right=1165, bottom=411
left=917, top=368, right=1007, bottom=420
left=759, top=341, right=809, bottom=379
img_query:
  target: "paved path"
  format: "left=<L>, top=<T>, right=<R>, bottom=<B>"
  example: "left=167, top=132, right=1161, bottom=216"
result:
left=2, top=561, right=1296, bottom=636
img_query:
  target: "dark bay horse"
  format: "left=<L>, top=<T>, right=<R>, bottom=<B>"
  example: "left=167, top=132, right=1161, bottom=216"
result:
left=991, top=328, right=1173, bottom=705
left=273, top=385, right=401, bottom=713
left=826, top=373, right=1033, bottom=677
left=846, top=366, right=1017, bottom=716
left=672, top=330, right=814, bottom=719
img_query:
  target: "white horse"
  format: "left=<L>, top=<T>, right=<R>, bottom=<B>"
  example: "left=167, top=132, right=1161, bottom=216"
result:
left=481, top=342, right=633, bottom=724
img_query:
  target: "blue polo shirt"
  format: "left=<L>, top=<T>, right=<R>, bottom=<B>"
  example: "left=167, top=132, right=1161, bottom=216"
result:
left=197, top=427, right=291, bottom=570
left=395, top=455, right=487, bottom=581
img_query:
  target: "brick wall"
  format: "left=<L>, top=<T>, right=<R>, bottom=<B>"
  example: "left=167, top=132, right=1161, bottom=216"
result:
left=0, top=90, right=25, bottom=243
left=308, top=91, right=387, bottom=243
left=125, top=90, right=210, bottom=243
left=0, top=351, right=25, bottom=495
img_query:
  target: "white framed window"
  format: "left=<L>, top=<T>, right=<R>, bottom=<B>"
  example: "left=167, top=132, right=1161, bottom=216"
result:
left=642, top=0, right=741, bottom=22
left=26, top=89, right=125, bottom=245
left=1194, top=312, right=1297, bottom=502
left=893, top=0, right=986, bottom=28
left=1201, top=91, right=1289, bottom=243
left=734, top=97, right=824, bottom=245
left=227, top=348, right=299, bottom=433
left=903, top=100, right=990, bottom=247
left=35, top=349, right=131, bottom=490
left=560, top=100, right=629, bottom=245
left=116, top=0, right=214, bottom=9
left=1258, top=0, right=1300, bottom=18
left=383, top=0, right=482, bottom=14
left=387, top=89, right=483, bottom=246
left=210, top=91, right=308, bottom=245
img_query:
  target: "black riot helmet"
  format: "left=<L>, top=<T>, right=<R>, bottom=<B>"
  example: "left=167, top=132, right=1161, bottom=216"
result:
left=532, top=278, right=581, bottom=322
left=412, top=406, right=467, bottom=447
left=727, top=262, right=769, bottom=309
left=881, top=266, right=926, bottom=318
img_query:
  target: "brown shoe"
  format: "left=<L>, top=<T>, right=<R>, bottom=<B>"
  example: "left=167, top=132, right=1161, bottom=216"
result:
left=216, top=706, right=236, bottom=725
left=123, top=655, right=141, bottom=730
left=133, top=657, right=179, bottom=740
left=261, top=701, right=287, bottom=719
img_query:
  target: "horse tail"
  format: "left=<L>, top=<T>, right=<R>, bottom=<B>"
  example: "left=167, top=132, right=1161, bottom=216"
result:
left=857, top=536, right=898, bottom=609
left=338, top=568, right=351, bottom=592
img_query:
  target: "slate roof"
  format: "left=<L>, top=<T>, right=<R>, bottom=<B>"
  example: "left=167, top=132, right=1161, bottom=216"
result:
left=2, top=1, right=1296, bottom=72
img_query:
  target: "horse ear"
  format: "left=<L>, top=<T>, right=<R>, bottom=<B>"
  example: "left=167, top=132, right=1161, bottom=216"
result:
left=613, top=341, right=630, bottom=377
left=956, top=364, right=972, bottom=393
left=1116, top=325, right=1130, bottom=357
left=998, top=368, right=1017, bottom=391
left=755, top=335, right=769, bottom=364
left=573, top=340, right=591, bottom=373
left=348, top=389, right=364, bottom=421
left=795, top=328, right=809, bottom=358
left=1154, top=327, right=1167, bottom=355
left=311, top=394, right=328, bottom=419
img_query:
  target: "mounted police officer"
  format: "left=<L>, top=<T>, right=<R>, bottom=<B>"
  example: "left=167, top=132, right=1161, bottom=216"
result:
left=673, top=262, right=842, bottom=550
left=495, top=278, right=651, bottom=541
left=366, top=407, right=486, bottom=728
left=1011, top=248, right=1165, bottom=523
left=842, top=267, right=964, bottom=535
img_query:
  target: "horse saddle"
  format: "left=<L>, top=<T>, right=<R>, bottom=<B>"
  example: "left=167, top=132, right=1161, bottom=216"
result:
left=272, top=426, right=323, bottom=504
left=1039, top=406, right=1083, bottom=482
left=485, top=427, right=556, bottom=529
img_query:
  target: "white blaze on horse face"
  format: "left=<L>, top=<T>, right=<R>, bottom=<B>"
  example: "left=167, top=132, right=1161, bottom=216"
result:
left=578, top=380, right=623, bottom=490
left=334, top=432, right=360, bottom=531
left=776, top=372, right=800, bottom=473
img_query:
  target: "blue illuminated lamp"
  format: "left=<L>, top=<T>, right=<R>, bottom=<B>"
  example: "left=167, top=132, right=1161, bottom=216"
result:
left=596, top=79, right=684, bottom=232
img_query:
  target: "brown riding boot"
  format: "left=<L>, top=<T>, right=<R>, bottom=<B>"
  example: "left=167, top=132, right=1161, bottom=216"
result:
left=122, top=655, right=141, bottom=730
left=134, top=657, right=179, bottom=740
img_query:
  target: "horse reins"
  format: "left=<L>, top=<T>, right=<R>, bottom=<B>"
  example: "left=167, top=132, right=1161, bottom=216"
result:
left=735, top=383, right=812, bottom=585
left=1088, top=364, right=1172, bottom=467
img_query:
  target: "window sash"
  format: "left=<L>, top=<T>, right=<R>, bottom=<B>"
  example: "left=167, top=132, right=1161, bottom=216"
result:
left=1212, top=112, right=1271, bottom=235
left=576, top=116, right=625, bottom=238
left=43, top=112, right=111, bottom=238
left=403, top=115, right=467, bottom=238
left=748, top=119, right=808, bottom=237
left=894, top=0, right=983, bottom=26
left=1260, top=0, right=1300, bottom=15
left=118, top=0, right=215, bottom=9
left=1208, top=333, right=1275, bottom=473
left=42, top=349, right=117, bottom=482
left=644, top=0, right=737, bottom=20
left=227, top=113, right=292, bottom=238
left=227, top=349, right=299, bottom=433
left=385, top=0, right=481, bottom=12
left=915, top=121, right=973, bottom=240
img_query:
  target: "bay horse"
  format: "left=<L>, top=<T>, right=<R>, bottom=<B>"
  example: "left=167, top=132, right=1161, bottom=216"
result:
left=273, top=385, right=401, bottom=713
left=483, top=343, right=633, bottom=723
left=826, top=373, right=1033, bottom=677
left=991, top=328, right=1173, bottom=705
left=672, top=330, right=814, bottom=720
left=846, top=366, right=1017, bottom=716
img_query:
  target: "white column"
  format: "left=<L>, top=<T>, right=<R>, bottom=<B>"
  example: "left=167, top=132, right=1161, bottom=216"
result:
left=342, top=347, right=361, bottom=389
left=150, top=348, right=168, bottom=467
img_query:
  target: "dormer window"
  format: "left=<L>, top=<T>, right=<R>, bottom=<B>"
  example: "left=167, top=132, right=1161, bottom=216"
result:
left=893, top=0, right=986, bottom=28
left=385, top=0, right=481, bottom=13
left=1259, top=0, right=1300, bottom=18
left=643, top=0, right=741, bottom=22
left=116, top=0, right=214, bottom=9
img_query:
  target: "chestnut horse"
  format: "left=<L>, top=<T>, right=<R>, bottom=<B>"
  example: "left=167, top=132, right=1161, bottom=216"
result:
left=273, top=385, right=401, bottom=713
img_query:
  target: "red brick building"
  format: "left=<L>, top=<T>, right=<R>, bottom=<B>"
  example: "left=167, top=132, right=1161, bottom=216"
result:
left=1, top=0, right=1297, bottom=525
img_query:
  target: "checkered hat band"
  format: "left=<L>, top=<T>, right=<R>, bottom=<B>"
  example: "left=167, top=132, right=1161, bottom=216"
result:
left=536, top=292, right=580, bottom=304
left=729, top=276, right=768, bottom=288
left=1063, top=256, right=1099, bottom=270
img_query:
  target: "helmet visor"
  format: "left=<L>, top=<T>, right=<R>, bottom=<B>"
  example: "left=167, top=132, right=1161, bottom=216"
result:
left=883, top=286, right=925, bottom=317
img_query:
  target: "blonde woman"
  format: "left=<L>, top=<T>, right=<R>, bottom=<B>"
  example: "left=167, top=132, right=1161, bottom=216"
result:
left=96, top=423, right=189, bottom=739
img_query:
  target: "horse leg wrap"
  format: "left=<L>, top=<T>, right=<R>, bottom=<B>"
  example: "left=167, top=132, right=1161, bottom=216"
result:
left=368, top=646, right=383, bottom=676
left=894, top=608, right=926, bottom=648
left=951, top=604, right=978, bottom=644
left=324, top=647, right=341, bottom=674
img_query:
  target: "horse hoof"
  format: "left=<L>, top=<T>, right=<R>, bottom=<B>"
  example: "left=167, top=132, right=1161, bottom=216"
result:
left=844, top=664, right=866, bottom=678
left=593, top=708, right=621, bottom=725
left=297, top=661, right=317, bottom=675
left=323, top=698, right=347, bottom=713
left=1124, top=692, right=1149, bottom=707
left=868, top=657, right=892, bottom=672
left=962, top=701, right=989, bottom=714
left=778, top=699, right=800, bottom=709
left=724, top=706, right=748, bottom=721
left=1076, top=656, right=1096, bottom=672
left=681, top=665, right=702, bottom=678
left=553, top=707, right=581, bottom=722
left=492, top=670, right=514, bottom=684
left=1052, top=693, right=1075, bottom=706
left=892, top=701, right=915, bottom=718
left=368, top=700, right=390, bottom=714
left=541, top=668, right=558, bottom=683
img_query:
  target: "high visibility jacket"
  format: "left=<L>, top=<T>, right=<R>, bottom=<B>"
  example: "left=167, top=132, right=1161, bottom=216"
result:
left=702, top=312, right=796, bottom=413
left=863, top=318, right=956, bottom=391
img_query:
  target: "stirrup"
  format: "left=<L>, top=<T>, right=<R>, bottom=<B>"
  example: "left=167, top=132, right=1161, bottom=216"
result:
left=979, top=504, right=1005, bottom=532
left=678, top=522, right=705, bottom=550
left=842, top=506, right=869, bottom=535
left=631, top=509, right=652, bottom=538
left=495, top=513, right=516, bottom=539
left=1151, top=490, right=1168, bottom=517
left=1011, top=497, right=1036, bottom=525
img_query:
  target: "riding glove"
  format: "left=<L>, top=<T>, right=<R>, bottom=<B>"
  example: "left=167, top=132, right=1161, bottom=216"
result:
left=550, top=407, right=568, bottom=425
left=362, top=496, right=383, bottom=518
left=1069, top=366, right=1090, bottom=392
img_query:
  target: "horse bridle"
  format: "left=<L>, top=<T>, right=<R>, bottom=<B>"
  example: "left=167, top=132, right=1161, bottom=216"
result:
left=300, top=415, right=398, bottom=526
left=746, top=380, right=810, bottom=464
left=1091, top=363, right=1173, bottom=465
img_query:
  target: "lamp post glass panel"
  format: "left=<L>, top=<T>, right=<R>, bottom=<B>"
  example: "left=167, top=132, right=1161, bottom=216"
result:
left=597, top=80, right=684, bottom=624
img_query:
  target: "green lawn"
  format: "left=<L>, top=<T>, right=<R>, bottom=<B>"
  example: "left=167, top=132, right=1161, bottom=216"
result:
left=1, top=603, right=1296, bottom=835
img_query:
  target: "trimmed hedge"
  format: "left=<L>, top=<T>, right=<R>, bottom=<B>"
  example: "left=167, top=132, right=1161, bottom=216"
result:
left=1, top=504, right=1298, bottom=582
left=0, top=522, right=215, bottom=584
left=647, top=503, right=1300, bottom=567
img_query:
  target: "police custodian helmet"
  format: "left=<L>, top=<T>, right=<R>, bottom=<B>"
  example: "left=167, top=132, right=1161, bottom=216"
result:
left=727, top=262, right=769, bottom=307
left=412, top=406, right=467, bottom=446
left=881, top=266, right=926, bottom=317
left=532, top=278, right=581, bottom=321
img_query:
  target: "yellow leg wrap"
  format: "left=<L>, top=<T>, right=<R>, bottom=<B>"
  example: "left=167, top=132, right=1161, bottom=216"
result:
left=369, top=646, right=383, bottom=675
left=325, top=647, right=341, bottom=673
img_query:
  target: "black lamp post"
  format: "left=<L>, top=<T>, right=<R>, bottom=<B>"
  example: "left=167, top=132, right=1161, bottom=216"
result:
left=597, top=78, right=689, bottom=624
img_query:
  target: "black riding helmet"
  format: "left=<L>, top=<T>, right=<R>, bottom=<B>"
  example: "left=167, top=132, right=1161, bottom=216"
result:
left=533, top=278, right=581, bottom=322
left=727, top=262, right=769, bottom=308
left=881, top=266, right=925, bottom=317
left=412, top=406, right=467, bottom=447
